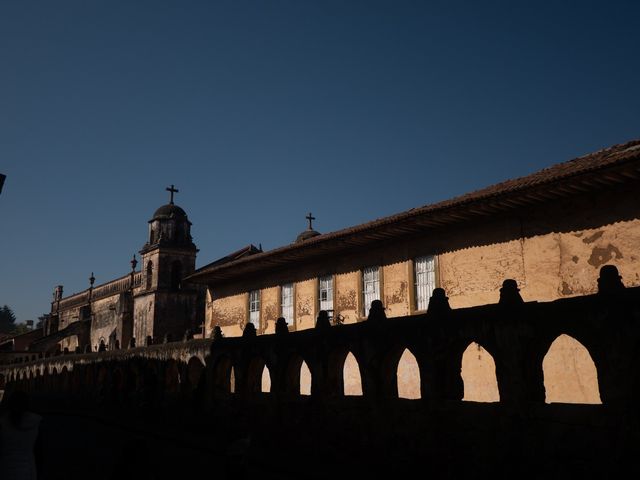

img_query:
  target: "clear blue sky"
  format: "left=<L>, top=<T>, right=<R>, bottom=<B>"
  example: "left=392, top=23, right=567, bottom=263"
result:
left=1, top=1, right=639, bottom=323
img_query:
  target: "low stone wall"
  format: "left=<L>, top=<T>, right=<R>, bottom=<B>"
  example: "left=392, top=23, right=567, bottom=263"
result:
left=2, top=269, right=640, bottom=476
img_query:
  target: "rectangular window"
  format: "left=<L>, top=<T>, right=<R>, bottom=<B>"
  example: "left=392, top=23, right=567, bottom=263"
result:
left=281, top=283, right=294, bottom=324
left=249, top=290, right=260, bottom=327
left=319, top=275, right=334, bottom=319
left=362, top=266, right=380, bottom=317
left=415, top=255, right=436, bottom=311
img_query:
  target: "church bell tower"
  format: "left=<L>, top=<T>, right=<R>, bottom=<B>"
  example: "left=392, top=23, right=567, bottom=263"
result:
left=133, top=185, right=200, bottom=344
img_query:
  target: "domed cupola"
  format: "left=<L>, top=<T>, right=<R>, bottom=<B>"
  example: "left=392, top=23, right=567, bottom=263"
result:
left=295, top=212, right=321, bottom=243
left=142, top=185, right=196, bottom=252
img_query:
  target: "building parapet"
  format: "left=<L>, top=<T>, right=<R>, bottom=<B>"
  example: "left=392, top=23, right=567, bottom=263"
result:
left=55, top=272, right=142, bottom=311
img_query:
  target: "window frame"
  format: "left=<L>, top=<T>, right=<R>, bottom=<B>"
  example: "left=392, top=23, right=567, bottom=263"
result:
left=318, top=274, right=334, bottom=320
left=146, top=261, right=153, bottom=290
left=362, top=266, right=381, bottom=318
left=413, top=255, right=436, bottom=312
left=248, top=289, right=261, bottom=328
left=280, top=283, right=295, bottom=326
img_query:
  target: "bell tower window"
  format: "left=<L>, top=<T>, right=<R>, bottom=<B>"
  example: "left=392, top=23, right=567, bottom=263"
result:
left=171, top=261, right=182, bottom=291
left=146, top=261, right=153, bottom=290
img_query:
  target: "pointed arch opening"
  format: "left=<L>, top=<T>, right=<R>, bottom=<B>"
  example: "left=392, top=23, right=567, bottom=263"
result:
left=343, top=352, right=363, bottom=396
left=246, top=357, right=271, bottom=393
left=397, top=349, right=421, bottom=399
left=261, top=366, right=272, bottom=393
left=186, top=357, right=204, bottom=391
left=164, top=360, right=181, bottom=394
left=461, top=342, right=500, bottom=402
left=284, top=355, right=312, bottom=395
left=543, top=334, right=601, bottom=404
left=170, top=260, right=182, bottom=291
left=300, top=360, right=311, bottom=396
left=213, top=356, right=233, bottom=394
left=146, top=261, right=153, bottom=290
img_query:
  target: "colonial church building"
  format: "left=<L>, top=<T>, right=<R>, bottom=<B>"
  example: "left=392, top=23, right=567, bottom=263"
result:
left=34, top=140, right=640, bottom=357
left=186, top=140, right=640, bottom=339
left=37, top=186, right=204, bottom=353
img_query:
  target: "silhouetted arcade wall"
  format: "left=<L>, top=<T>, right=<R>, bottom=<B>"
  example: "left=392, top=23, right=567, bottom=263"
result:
left=1, top=267, right=640, bottom=477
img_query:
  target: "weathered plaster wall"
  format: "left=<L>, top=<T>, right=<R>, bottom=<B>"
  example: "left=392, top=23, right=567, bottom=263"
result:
left=335, top=271, right=359, bottom=324
left=441, top=218, right=640, bottom=308
left=60, top=335, right=79, bottom=352
left=58, top=307, right=81, bottom=331
left=383, top=261, right=410, bottom=318
left=211, top=292, right=246, bottom=338
left=553, top=223, right=639, bottom=297
left=58, top=306, right=82, bottom=351
left=209, top=214, right=640, bottom=337
left=133, top=294, right=155, bottom=344
left=440, top=238, right=526, bottom=308
left=205, top=290, right=214, bottom=336
left=295, top=279, right=316, bottom=331
left=261, top=287, right=279, bottom=335
left=90, top=294, right=122, bottom=350
left=206, top=187, right=639, bottom=348
left=150, top=291, right=199, bottom=340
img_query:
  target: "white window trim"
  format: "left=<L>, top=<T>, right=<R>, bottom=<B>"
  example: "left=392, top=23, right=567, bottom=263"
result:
left=249, top=290, right=260, bottom=327
left=281, top=283, right=294, bottom=324
left=319, top=275, right=334, bottom=319
left=362, top=266, right=380, bottom=317
left=414, top=255, right=436, bottom=311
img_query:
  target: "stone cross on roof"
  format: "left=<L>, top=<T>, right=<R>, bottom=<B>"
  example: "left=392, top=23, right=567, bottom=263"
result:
left=306, top=212, right=316, bottom=230
left=166, top=184, right=179, bottom=204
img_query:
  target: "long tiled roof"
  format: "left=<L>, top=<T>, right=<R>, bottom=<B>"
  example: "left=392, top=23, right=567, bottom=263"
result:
left=187, top=139, right=640, bottom=284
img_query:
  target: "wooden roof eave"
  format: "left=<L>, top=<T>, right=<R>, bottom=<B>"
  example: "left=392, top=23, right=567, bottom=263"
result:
left=188, top=159, right=640, bottom=286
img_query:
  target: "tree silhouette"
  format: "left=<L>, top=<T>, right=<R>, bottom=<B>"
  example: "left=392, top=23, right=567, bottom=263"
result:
left=0, top=305, right=17, bottom=333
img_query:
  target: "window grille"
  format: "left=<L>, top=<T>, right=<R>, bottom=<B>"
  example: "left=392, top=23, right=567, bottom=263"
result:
left=319, top=275, right=334, bottom=319
left=362, top=266, right=380, bottom=317
left=249, top=290, right=260, bottom=327
left=415, top=255, right=436, bottom=311
left=281, top=284, right=294, bottom=324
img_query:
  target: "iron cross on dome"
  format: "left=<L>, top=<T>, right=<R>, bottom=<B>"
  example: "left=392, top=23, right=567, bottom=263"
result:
left=166, top=184, right=179, bottom=204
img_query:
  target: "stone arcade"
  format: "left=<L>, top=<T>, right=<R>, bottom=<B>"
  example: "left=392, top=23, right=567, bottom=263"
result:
left=2, top=268, right=640, bottom=477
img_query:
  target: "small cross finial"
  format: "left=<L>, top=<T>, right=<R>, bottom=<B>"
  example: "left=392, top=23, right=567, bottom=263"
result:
left=166, top=184, right=179, bottom=204
left=306, top=212, right=316, bottom=230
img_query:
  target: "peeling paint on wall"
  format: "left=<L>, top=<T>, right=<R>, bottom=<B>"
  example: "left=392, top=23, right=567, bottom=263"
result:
left=296, top=280, right=316, bottom=331
left=337, top=290, right=357, bottom=311
left=582, top=231, right=603, bottom=244
left=260, top=287, right=279, bottom=335
left=383, top=262, right=410, bottom=317
left=588, top=244, right=623, bottom=267
left=211, top=294, right=246, bottom=329
left=208, top=213, right=640, bottom=336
